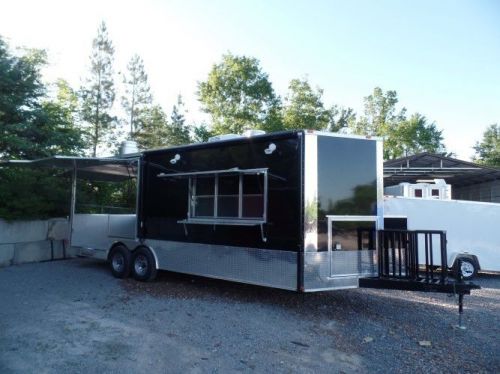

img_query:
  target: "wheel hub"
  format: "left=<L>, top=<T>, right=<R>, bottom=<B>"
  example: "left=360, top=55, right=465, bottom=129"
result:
left=461, top=261, right=474, bottom=277
left=112, top=253, right=124, bottom=272
left=134, top=254, right=148, bottom=276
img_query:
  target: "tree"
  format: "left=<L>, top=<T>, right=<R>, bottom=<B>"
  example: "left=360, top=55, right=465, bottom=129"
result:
left=192, top=123, right=213, bottom=143
left=0, top=38, right=83, bottom=159
left=167, top=94, right=191, bottom=145
left=133, top=105, right=170, bottom=150
left=384, top=114, right=444, bottom=159
left=328, top=106, right=356, bottom=132
left=0, top=37, right=84, bottom=220
left=0, top=37, right=46, bottom=158
left=80, top=21, right=116, bottom=157
left=198, top=53, right=282, bottom=134
left=351, top=87, right=444, bottom=159
left=350, top=87, right=406, bottom=137
left=37, top=82, right=85, bottom=157
left=122, top=54, right=152, bottom=138
left=282, top=78, right=331, bottom=131
left=473, top=124, right=500, bottom=167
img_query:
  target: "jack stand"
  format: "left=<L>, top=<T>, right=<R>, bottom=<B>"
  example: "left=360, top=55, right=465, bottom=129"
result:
left=454, top=293, right=466, bottom=330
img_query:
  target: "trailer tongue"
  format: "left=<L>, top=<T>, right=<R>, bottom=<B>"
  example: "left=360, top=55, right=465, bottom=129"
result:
left=359, top=229, right=480, bottom=328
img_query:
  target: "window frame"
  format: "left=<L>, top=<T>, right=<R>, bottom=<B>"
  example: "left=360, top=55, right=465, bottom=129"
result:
left=158, top=167, right=268, bottom=226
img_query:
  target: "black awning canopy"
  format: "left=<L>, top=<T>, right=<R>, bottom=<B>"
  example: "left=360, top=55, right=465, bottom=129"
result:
left=384, top=153, right=500, bottom=187
left=0, top=156, right=138, bottom=182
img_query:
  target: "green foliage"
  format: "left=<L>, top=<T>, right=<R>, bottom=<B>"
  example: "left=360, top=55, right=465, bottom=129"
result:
left=122, top=54, right=152, bottom=137
left=350, top=87, right=406, bottom=137
left=0, top=37, right=47, bottom=158
left=350, top=87, right=444, bottom=159
left=135, top=96, right=192, bottom=149
left=134, top=105, right=169, bottom=150
left=167, top=95, right=191, bottom=146
left=328, top=106, right=356, bottom=132
left=80, top=21, right=116, bottom=156
left=198, top=53, right=282, bottom=134
left=0, top=168, right=71, bottom=220
left=384, top=114, right=444, bottom=159
left=282, top=78, right=331, bottom=131
left=38, top=80, right=85, bottom=156
left=473, top=124, right=500, bottom=167
left=75, top=179, right=136, bottom=214
left=0, top=37, right=85, bottom=220
left=191, top=123, right=213, bottom=143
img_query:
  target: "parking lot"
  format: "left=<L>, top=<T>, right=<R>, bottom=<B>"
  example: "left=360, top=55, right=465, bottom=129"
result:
left=0, top=259, right=498, bottom=373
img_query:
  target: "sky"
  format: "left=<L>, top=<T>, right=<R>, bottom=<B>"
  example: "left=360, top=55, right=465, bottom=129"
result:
left=1, top=0, right=499, bottom=160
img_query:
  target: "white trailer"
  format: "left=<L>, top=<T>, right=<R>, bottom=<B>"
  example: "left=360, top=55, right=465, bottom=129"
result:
left=384, top=196, right=500, bottom=279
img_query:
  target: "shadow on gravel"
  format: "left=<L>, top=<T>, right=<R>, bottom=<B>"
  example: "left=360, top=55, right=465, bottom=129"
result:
left=120, top=269, right=469, bottom=321
left=75, top=258, right=496, bottom=322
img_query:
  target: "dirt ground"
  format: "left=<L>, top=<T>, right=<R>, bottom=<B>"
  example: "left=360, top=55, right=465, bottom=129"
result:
left=0, top=259, right=498, bottom=373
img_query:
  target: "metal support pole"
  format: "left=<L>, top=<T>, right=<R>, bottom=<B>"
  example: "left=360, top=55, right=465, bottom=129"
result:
left=68, top=160, right=77, bottom=248
left=455, top=293, right=466, bottom=330
left=454, top=258, right=467, bottom=330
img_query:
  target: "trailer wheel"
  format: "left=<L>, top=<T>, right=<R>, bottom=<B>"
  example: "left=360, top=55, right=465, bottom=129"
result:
left=455, top=257, right=478, bottom=280
left=109, top=245, right=131, bottom=279
left=131, top=247, right=157, bottom=282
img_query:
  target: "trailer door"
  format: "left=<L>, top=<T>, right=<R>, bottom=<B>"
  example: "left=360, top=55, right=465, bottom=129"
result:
left=327, top=215, right=379, bottom=278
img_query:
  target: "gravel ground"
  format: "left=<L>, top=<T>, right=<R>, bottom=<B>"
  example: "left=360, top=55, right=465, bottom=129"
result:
left=0, top=258, right=498, bottom=373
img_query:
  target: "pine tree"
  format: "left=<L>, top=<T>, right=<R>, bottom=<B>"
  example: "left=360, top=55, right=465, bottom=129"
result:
left=134, top=105, right=169, bottom=150
left=80, top=21, right=116, bottom=157
left=122, top=54, right=152, bottom=139
left=167, top=95, right=191, bottom=145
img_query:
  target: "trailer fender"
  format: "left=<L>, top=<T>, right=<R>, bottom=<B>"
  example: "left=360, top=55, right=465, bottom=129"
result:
left=448, top=252, right=480, bottom=270
left=449, top=252, right=480, bottom=280
left=107, top=241, right=129, bottom=260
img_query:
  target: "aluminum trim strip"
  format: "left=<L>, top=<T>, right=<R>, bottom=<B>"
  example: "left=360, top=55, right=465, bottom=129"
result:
left=304, top=133, right=318, bottom=252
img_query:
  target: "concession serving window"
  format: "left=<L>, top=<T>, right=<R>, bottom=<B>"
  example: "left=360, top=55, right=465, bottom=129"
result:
left=157, top=168, right=269, bottom=239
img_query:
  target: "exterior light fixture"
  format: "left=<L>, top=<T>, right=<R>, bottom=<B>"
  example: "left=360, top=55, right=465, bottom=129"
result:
left=170, top=154, right=181, bottom=164
left=264, top=143, right=276, bottom=155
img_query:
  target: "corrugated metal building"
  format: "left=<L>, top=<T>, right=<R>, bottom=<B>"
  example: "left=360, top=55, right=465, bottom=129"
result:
left=384, top=153, right=500, bottom=203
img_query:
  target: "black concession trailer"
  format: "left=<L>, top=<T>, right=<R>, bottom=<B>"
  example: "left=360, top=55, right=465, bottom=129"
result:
left=2, top=129, right=478, bottom=320
left=136, top=130, right=383, bottom=291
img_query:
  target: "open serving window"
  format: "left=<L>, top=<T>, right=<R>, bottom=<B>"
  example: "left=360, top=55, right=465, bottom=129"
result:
left=157, top=168, right=269, bottom=229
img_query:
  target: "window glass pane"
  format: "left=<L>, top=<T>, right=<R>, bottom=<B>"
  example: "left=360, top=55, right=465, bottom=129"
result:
left=196, top=177, right=214, bottom=195
left=243, top=174, right=263, bottom=194
left=217, top=196, right=239, bottom=217
left=194, top=196, right=214, bottom=217
left=219, top=175, right=239, bottom=195
left=331, top=222, right=376, bottom=251
left=242, top=195, right=264, bottom=218
left=431, top=189, right=439, bottom=196
left=414, top=189, right=423, bottom=198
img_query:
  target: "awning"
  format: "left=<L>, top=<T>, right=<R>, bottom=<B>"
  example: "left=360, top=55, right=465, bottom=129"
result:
left=0, top=156, right=138, bottom=182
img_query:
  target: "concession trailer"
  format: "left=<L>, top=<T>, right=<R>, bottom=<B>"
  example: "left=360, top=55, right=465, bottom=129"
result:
left=2, top=130, right=479, bottom=316
left=72, top=130, right=383, bottom=291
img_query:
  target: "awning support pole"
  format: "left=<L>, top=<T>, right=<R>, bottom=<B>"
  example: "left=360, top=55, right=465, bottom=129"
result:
left=69, top=160, right=77, bottom=247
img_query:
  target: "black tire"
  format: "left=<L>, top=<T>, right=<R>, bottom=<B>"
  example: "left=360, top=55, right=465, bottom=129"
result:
left=454, top=257, right=478, bottom=280
left=131, top=247, right=157, bottom=282
left=108, top=245, right=131, bottom=279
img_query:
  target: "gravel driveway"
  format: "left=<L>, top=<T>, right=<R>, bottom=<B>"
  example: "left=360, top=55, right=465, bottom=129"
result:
left=0, top=259, right=498, bottom=373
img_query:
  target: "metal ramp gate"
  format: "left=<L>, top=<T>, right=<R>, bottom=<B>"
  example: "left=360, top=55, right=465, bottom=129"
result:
left=360, top=229, right=480, bottom=327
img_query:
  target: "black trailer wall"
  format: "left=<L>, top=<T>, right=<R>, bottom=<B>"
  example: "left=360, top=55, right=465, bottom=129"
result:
left=139, top=132, right=303, bottom=251
left=316, top=136, right=378, bottom=250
